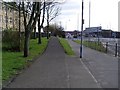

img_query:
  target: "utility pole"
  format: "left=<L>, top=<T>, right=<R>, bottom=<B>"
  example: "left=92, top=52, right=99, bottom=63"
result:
left=59, top=21, right=61, bottom=28
left=80, top=0, right=84, bottom=58
left=89, top=0, right=91, bottom=28
left=88, top=0, right=91, bottom=42
left=65, top=21, right=67, bottom=30
left=77, top=13, right=79, bottom=31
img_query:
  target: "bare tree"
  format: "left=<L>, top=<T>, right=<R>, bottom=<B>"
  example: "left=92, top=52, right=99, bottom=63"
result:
left=33, top=27, right=36, bottom=39
left=38, top=1, right=46, bottom=44
left=36, top=0, right=61, bottom=43
left=45, top=1, right=61, bottom=39
left=22, top=2, right=41, bottom=57
left=18, top=2, right=21, bottom=51
left=37, top=1, right=45, bottom=44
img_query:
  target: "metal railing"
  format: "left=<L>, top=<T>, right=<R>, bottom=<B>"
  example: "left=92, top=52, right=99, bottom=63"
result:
left=83, top=37, right=120, bottom=57
left=101, top=42, right=120, bottom=57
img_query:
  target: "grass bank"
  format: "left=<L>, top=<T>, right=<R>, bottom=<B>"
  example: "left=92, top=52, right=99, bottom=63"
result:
left=59, top=38, right=75, bottom=56
left=73, top=40, right=106, bottom=53
left=2, top=38, right=48, bottom=81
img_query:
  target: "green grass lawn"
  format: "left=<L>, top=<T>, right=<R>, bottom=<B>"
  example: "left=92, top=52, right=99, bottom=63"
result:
left=59, top=38, right=75, bottom=56
left=2, top=38, right=48, bottom=81
left=73, top=40, right=106, bottom=53
left=0, top=49, right=2, bottom=86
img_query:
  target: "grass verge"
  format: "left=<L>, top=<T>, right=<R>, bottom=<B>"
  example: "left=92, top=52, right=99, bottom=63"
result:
left=2, top=38, right=48, bottom=81
left=59, top=38, right=75, bottom=56
left=73, top=40, right=106, bottom=53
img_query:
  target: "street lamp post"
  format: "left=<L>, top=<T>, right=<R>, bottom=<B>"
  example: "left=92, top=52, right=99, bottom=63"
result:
left=89, top=0, right=91, bottom=28
left=97, top=28, right=100, bottom=45
left=80, top=0, right=84, bottom=58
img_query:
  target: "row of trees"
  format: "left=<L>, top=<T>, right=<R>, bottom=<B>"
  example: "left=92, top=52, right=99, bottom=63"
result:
left=5, top=0, right=63, bottom=57
left=43, top=24, right=65, bottom=37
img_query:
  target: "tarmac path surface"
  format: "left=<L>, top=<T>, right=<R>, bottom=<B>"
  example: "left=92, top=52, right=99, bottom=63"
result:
left=67, top=39, right=118, bottom=88
left=4, top=37, right=101, bottom=88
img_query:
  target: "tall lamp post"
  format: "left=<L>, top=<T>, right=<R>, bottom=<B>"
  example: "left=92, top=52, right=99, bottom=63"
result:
left=80, top=0, right=84, bottom=58
left=89, top=0, right=91, bottom=28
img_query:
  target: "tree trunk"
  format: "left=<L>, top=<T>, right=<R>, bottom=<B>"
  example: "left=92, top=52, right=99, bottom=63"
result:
left=38, top=15, right=41, bottom=44
left=24, top=28, right=30, bottom=57
left=47, top=26, right=49, bottom=39
left=38, top=1, right=45, bottom=43
left=5, top=3, right=8, bottom=29
left=34, top=27, right=36, bottom=39
left=22, top=2, right=39, bottom=57
left=46, top=5, right=50, bottom=39
left=47, top=15, right=49, bottom=39
left=19, top=2, right=21, bottom=51
left=38, top=29, right=41, bottom=44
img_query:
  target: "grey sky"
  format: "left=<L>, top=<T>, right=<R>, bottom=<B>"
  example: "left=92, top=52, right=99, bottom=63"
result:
left=55, top=0, right=119, bottom=31
left=3, top=0, right=119, bottom=31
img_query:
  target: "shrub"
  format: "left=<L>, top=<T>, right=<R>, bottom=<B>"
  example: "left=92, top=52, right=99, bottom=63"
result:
left=2, top=29, right=24, bottom=52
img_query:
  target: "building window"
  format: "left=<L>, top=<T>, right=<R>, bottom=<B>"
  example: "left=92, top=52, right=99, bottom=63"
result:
left=0, top=16, right=1, bottom=23
left=0, top=4, right=2, bottom=10
left=10, top=17, right=12, bottom=23
left=3, top=17, right=5, bottom=23
left=9, top=8, right=12, bottom=12
left=7, top=7, right=9, bottom=11
left=0, top=27, right=2, bottom=31
left=5, top=16, right=8, bottom=23
left=15, top=18, right=17, bottom=22
left=2, top=5, right=4, bottom=10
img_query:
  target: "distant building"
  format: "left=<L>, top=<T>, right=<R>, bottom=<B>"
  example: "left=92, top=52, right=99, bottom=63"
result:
left=112, top=31, right=120, bottom=38
left=83, top=26, right=102, bottom=37
left=83, top=26, right=120, bottom=38
left=0, top=2, right=25, bottom=32
left=65, top=31, right=73, bottom=38
left=101, top=29, right=112, bottom=38
left=65, top=30, right=80, bottom=38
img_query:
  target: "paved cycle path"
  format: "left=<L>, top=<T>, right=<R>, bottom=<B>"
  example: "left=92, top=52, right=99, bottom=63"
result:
left=5, top=37, right=100, bottom=88
left=67, top=39, right=118, bottom=88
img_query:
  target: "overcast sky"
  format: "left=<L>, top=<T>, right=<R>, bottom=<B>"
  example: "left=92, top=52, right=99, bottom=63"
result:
left=3, top=0, right=119, bottom=31
left=54, top=0, right=120, bottom=31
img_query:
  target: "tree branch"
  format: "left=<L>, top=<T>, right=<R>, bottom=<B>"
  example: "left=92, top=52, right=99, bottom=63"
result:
left=31, top=2, right=41, bottom=30
left=22, top=2, right=27, bottom=30
left=28, top=2, right=37, bottom=26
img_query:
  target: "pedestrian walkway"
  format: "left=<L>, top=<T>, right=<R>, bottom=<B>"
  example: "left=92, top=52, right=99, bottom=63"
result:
left=4, top=37, right=100, bottom=88
left=67, top=39, right=118, bottom=88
